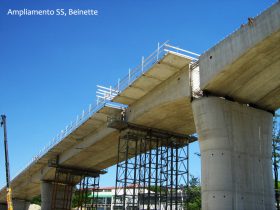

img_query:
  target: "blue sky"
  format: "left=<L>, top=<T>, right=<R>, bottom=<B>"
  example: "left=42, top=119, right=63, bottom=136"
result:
left=0, top=0, right=277, bottom=188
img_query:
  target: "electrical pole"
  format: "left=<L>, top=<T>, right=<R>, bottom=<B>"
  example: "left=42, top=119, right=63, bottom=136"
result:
left=1, top=115, right=13, bottom=210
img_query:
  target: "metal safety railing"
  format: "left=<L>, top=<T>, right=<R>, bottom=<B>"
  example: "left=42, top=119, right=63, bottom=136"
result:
left=189, top=60, right=203, bottom=100
left=96, top=85, right=119, bottom=104
left=96, top=41, right=199, bottom=105
left=10, top=102, right=110, bottom=183
left=10, top=41, right=199, bottom=184
left=114, top=41, right=199, bottom=95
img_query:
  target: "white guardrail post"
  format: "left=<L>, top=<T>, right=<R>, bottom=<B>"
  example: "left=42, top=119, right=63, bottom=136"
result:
left=141, top=56, right=144, bottom=73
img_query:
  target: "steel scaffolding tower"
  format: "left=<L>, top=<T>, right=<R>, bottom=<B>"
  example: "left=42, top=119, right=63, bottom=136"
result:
left=109, top=119, right=195, bottom=210
left=48, top=159, right=105, bottom=210
left=74, top=176, right=100, bottom=210
left=51, top=168, right=76, bottom=210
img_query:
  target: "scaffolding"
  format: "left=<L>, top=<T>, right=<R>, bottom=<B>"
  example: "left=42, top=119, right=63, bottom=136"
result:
left=109, top=119, right=195, bottom=210
left=74, top=176, right=100, bottom=210
left=51, top=168, right=75, bottom=210
left=49, top=160, right=105, bottom=210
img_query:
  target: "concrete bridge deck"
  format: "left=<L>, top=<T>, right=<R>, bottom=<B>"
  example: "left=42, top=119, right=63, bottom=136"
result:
left=199, top=2, right=280, bottom=111
left=0, top=51, right=197, bottom=202
left=0, top=2, right=279, bottom=209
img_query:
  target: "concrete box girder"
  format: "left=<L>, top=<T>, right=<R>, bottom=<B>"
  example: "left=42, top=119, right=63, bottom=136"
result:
left=0, top=106, right=121, bottom=201
left=113, top=52, right=192, bottom=105
left=0, top=52, right=193, bottom=202
left=1, top=3, right=279, bottom=206
left=199, top=2, right=280, bottom=111
left=127, top=67, right=195, bottom=135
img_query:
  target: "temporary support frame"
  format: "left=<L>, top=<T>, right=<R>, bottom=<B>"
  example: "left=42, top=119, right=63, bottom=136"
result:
left=109, top=119, right=196, bottom=210
left=51, top=168, right=75, bottom=210
left=74, top=176, right=100, bottom=210
left=48, top=159, right=106, bottom=210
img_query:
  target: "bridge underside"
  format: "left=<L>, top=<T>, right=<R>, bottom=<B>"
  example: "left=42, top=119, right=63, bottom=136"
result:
left=0, top=52, right=196, bottom=203
left=199, top=2, right=280, bottom=111
left=0, top=3, right=279, bottom=210
left=202, top=29, right=280, bottom=111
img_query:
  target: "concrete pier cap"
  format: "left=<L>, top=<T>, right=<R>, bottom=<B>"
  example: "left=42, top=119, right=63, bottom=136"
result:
left=192, top=96, right=274, bottom=210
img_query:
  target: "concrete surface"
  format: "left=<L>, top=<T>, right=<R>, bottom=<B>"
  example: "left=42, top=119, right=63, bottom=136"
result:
left=40, top=182, right=52, bottom=210
left=192, top=97, right=274, bottom=210
left=0, top=52, right=194, bottom=202
left=0, top=203, right=41, bottom=210
left=199, top=2, right=280, bottom=111
left=126, top=65, right=195, bottom=134
left=0, top=2, right=279, bottom=209
left=41, top=181, right=73, bottom=210
left=13, top=199, right=30, bottom=210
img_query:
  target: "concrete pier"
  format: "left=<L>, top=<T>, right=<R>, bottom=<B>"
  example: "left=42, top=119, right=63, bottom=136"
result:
left=41, top=181, right=53, bottom=210
left=0, top=2, right=279, bottom=204
left=0, top=200, right=31, bottom=210
left=41, top=181, right=73, bottom=210
left=13, top=199, right=30, bottom=210
left=192, top=97, right=275, bottom=210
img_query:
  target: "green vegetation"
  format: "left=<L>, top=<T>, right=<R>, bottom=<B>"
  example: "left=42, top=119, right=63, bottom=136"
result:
left=273, top=115, right=280, bottom=210
left=148, top=175, right=201, bottom=210
left=30, top=195, right=41, bottom=205
left=72, top=191, right=93, bottom=208
left=186, top=175, right=201, bottom=210
left=71, top=191, right=80, bottom=208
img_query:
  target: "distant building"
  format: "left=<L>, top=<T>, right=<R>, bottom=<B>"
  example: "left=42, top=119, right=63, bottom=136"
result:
left=86, top=186, right=186, bottom=210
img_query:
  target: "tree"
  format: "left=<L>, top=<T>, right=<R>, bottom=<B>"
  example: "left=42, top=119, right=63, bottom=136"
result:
left=30, top=195, right=41, bottom=205
left=186, top=175, right=201, bottom=210
left=273, top=114, right=280, bottom=210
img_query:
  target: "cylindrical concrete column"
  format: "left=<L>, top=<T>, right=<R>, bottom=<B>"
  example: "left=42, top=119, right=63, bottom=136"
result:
left=41, top=181, right=73, bottom=210
left=13, top=199, right=30, bottom=210
left=192, top=97, right=275, bottom=210
left=41, top=181, right=53, bottom=210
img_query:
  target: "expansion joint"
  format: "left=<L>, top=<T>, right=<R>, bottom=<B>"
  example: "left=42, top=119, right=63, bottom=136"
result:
left=192, top=90, right=275, bottom=115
